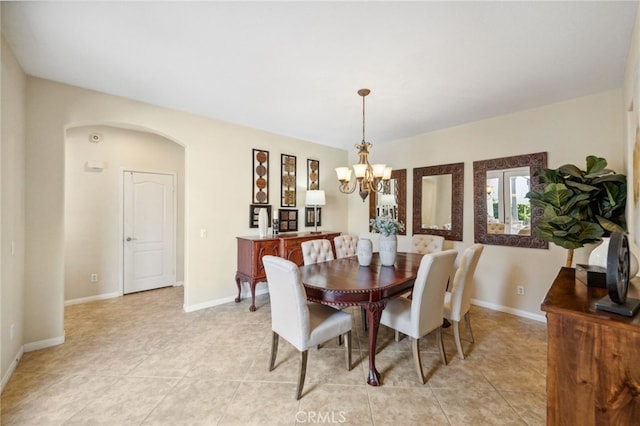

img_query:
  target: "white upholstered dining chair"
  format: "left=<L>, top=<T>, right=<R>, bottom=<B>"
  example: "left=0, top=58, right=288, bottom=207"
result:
left=444, top=244, right=484, bottom=360
left=412, top=234, right=445, bottom=254
left=301, top=239, right=334, bottom=265
left=380, top=249, right=458, bottom=384
left=302, top=238, right=360, bottom=340
left=334, top=235, right=359, bottom=258
left=262, top=255, right=352, bottom=400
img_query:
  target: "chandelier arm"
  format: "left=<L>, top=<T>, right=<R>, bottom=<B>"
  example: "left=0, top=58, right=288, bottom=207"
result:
left=338, top=178, right=358, bottom=194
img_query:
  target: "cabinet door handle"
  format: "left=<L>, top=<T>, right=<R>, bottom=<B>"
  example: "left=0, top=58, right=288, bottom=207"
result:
left=126, top=237, right=137, bottom=242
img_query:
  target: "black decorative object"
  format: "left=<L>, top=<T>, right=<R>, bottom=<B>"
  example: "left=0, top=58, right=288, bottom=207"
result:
left=575, top=264, right=607, bottom=288
left=595, top=232, right=640, bottom=317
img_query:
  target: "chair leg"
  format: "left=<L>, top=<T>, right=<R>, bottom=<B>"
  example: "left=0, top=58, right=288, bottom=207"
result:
left=269, top=332, right=279, bottom=371
left=336, top=335, right=343, bottom=346
left=344, top=331, right=352, bottom=370
left=296, top=350, right=308, bottom=400
left=436, top=327, right=448, bottom=366
left=453, top=321, right=465, bottom=360
left=464, top=311, right=474, bottom=343
left=362, top=307, right=368, bottom=331
left=411, top=338, right=425, bottom=384
left=394, top=330, right=401, bottom=342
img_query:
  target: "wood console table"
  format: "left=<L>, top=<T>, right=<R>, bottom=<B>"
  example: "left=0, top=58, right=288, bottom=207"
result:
left=541, top=267, right=640, bottom=425
left=235, top=231, right=340, bottom=311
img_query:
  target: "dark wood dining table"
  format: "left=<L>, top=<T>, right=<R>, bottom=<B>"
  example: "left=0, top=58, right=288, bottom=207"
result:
left=299, top=252, right=423, bottom=386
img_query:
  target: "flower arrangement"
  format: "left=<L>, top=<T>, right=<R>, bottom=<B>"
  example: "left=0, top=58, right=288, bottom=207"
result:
left=369, top=215, right=405, bottom=236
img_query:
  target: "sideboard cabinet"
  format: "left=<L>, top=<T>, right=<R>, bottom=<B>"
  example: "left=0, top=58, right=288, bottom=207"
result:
left=541, top=267, right=640, bottom=425
left=235, top=232, right=340, bottom=311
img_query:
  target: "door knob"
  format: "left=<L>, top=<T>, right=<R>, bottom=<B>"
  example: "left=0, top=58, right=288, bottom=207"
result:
left=126, top=237, right=137, bottom=242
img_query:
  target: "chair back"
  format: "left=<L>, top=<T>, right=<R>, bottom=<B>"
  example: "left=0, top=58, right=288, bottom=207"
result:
left=301, top=239, right=335, bottom=265
left=412, top=234, right=445, bottom=254
left=334, top=235, right=359, bottom=258
left=411, top=250, right=457, bottom=337
left=262, top=255, right=310, bottom=350
left=448, top=244, right=484, bottom=321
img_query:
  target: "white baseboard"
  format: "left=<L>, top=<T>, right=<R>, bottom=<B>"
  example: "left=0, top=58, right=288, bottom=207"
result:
left=24, top=333, right=65, bottom=352
left=175, top=281, right=184, bottom=287
left=64, top=291, right=121, bottom=306
left=183, top=284, right=269, bottom=313
left=471, top=298, right=547, bottom=323
left=1, top=345, right=24, bottom=393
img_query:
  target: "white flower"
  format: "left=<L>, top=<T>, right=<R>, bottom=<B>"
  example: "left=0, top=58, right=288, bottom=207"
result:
left=369, top=215, right=405, bottom=236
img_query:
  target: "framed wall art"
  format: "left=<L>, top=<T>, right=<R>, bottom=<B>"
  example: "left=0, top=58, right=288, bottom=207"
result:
left=307, top=159, right=320, bottom=190
left=278, top=209, right=298, bottom=232
left=305, top=207, right=321, bottom=227
left=281, top=154, right=296, bottom=207
left=252, top=149, right=269, bottom=204
left=249, top=204, right=271, bottom=228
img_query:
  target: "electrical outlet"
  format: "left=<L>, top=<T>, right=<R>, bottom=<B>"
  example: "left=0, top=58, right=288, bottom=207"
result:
left=517, top=286, right=525, bottom=296
left=90, top=273, right=98, bottom=283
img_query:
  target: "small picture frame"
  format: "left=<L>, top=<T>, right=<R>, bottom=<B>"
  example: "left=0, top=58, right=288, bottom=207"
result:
left=307, top=159, right=320, bottom=190
left=278, top=209, right=298, bottom=232
left=305, top=207, right=321, bottom=227
left=249, top=204, right=271, bottom=228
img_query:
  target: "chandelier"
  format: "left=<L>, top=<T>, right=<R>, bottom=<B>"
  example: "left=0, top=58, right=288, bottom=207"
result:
left=335, top=89, right=392, bottom=202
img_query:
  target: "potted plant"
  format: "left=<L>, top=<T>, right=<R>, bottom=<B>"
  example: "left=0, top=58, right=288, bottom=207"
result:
left=526, top=155, right=626, bottom=267
left=369, top=215, right=405, bottom=266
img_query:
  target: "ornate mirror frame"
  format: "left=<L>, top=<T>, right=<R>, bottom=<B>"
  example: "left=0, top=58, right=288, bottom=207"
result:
left=473, top=152, right=548, bottom=248
left=369, top=169, right=407, bottom=235
left=413, top=163, right=464, bottom=241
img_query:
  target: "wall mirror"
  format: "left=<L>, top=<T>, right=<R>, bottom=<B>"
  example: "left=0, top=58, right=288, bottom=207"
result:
left=413, top=163, right=464, bottom=241
left=473, top=152, right=548, bottom=248
left=369, top=169, right=407, bottom=235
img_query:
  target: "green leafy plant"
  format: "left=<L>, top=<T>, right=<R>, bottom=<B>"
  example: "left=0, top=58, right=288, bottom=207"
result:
left=369, top=215, right=405, bottom=236
left=526, top=155, right=627, bottom=267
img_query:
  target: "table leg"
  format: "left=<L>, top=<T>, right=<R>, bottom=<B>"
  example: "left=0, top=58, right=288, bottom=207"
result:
left=365, top=302, right=385, bottom=386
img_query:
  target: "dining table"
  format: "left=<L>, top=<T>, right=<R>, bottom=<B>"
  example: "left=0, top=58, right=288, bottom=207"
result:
left=299, top=251, right=424, bottom=386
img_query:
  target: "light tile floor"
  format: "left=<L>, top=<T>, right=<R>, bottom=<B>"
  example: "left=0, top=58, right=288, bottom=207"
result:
left=1, top=287, right=547, bottom=425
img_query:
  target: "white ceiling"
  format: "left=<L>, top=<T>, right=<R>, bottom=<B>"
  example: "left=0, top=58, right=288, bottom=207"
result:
left=2, top=1, right=637, bottom=150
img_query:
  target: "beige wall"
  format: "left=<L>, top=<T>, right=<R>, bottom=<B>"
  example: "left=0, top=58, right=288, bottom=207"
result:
left=64, top=125, right=185, bottom=302
left=349, top=90, right=625, bottom=319
left=24, top=77, right=348, bottom=347
left=1, top=36, right=26, bottom=384
left=624, top=5, right=640, bottom=250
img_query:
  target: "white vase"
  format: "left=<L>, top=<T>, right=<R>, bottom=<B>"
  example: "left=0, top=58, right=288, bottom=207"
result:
left=588, top=237, right=639, bottom=277
left=378, top=234, right=397, bottom=267
left=357, top=238, right=373, bottom=266
left=258, top=208, right=268, bottom=238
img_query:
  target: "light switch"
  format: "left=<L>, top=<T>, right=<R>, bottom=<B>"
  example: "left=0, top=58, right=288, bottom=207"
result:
left=200, top=228, right=207, bottom=238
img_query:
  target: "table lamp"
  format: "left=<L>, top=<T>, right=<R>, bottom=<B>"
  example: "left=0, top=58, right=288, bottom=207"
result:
left=305, top=190, right=326, bottom=234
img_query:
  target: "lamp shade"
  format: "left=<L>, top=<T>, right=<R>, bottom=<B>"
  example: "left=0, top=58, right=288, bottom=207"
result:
left=305, top=190, right=326, bottom=206
left=379, top=194, right=396, bottom=206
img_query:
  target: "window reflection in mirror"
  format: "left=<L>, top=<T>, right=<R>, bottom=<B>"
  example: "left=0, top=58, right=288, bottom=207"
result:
left=421, top=174, right=452, bottom=230
left=473, top=152, right=547, bottom=248
left=369, top=169, right=407, bottom=235
left=486, top=167, right=531, bottom=235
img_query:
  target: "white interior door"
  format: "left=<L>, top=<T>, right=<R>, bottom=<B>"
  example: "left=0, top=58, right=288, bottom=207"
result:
left=124, top=171, right=176, bottom=294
